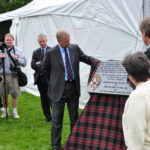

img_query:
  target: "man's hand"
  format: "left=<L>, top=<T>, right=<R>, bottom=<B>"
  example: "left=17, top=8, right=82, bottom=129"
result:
left=36, top=61, right=41, bottom=65
left=0, top=53, right=5, bottom=59
left=12, top=55, right=19, bottom=60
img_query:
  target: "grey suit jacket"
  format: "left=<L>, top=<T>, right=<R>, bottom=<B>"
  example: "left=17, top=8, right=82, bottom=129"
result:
left=42, top=44, right=94, bottom=102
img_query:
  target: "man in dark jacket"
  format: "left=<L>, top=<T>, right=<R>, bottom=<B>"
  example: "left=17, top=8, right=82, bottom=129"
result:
left=31, top=34, right=52, bottom=122
left=140, top=17, right=150, bottom=58
left=42, top=30, right=95, bottom=150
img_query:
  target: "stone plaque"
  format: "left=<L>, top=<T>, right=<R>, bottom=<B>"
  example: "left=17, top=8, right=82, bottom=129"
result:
left=87, top=60, right=133, bottom=95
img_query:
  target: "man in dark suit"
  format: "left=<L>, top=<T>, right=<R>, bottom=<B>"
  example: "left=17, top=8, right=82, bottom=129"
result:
left=42, top=30, right=96, bottom=150
left=140, top=17, right=150, bottom=59
left=31, top=34, right=52, bottom=122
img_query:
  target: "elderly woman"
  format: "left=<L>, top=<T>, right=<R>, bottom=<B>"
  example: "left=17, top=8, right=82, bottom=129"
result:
left=122, top=52, right=150, bottom=150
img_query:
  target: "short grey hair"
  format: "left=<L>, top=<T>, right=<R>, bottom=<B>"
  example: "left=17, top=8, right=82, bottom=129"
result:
left=38, top=33, right=47, bottom=40
left=140, top=17, right=150, bottom=38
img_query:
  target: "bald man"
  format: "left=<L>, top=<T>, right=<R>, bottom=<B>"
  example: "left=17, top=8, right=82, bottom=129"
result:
left=42, top=30, right=95, bottom=150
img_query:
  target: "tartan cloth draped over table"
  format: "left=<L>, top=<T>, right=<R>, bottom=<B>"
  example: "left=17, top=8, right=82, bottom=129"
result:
left=63, top=61, right=128, bottom=150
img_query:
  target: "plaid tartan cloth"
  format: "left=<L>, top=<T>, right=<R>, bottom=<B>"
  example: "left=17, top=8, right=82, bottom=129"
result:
left=62, top=61, right=128, bottom=150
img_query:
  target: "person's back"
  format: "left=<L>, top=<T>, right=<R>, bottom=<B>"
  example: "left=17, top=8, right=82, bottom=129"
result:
left=135, top=80, right=150, bottom=148
left=122, top=52, right=150, bottom=150
left=123, top=79, right=150, bottom=149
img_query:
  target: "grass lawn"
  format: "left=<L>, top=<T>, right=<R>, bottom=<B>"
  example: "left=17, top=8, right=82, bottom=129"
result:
left=0, top=92, right=82, bottom=150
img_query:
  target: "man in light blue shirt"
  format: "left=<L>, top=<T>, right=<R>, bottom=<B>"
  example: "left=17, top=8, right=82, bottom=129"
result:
left=31, top=33, right=52, bottom=122
left=58, top=45, right=75, bottom=81
left=0, top=33, right=26, bottom=118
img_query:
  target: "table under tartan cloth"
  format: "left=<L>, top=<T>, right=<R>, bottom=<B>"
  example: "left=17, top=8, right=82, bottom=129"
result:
left=62, top=61, right=128, bottom=150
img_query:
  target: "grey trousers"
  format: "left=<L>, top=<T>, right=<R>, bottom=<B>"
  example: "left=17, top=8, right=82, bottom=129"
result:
left=51, top=81, right=79, bottom=150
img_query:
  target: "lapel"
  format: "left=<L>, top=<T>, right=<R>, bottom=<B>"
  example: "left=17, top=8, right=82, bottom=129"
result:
left=68, top=45, right=75, bottom=65
left=37, top=48, right=42, bottom=60
left=146, top=47, right=150, bottom=53
left=56, top=45, right=65, bottom=69
left=46, top=46, right=50, bottom=51
left=56, top=45, right=75, bottom=69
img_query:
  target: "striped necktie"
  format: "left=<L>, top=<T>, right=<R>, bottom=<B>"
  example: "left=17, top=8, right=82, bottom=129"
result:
left=41, top=48, right=44, bottom=60
left=64, top=48, right=73, bottom=80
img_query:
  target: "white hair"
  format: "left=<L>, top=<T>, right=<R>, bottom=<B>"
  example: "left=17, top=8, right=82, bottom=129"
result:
left=38, top=33, right=47, bottom=40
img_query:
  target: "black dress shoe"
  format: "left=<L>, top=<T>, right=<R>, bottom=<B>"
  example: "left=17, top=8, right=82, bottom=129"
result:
left=45, top=118, right=51, bottom=122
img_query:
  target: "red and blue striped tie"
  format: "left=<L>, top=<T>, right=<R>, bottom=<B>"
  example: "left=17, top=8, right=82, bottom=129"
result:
left=41, top=48, right=44, bottom=60
left=64, top=48, right=73, bottom=80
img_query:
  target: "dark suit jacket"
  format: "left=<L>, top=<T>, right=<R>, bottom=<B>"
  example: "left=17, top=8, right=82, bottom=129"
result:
left=31, top=46, right=51, bottom=85
left=42, top=44, right=95, bottom=102
left=145, top=47, right=150, bottom=60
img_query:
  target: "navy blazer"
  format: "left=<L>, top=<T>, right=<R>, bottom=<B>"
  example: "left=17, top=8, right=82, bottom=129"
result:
left=31, top=46, right=51, bottom=85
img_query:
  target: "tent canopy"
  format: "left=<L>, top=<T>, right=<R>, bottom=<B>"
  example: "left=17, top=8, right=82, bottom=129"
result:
left=0, top=0, right=145, bottom=108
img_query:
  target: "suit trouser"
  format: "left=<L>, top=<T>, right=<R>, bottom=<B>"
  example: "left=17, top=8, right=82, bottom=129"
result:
left=51, top=81, right=79, bottom=149
left=37, top=77, right=52, bottom=120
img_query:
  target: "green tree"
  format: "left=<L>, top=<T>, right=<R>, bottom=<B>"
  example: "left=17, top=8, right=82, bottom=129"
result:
left=0, top=0, right=32, bottom=14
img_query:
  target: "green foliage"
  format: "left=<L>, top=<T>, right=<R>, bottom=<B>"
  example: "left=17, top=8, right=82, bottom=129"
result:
left=0, top=92, right=83, bottom=150
left=0, top=0, right=32, bottom=14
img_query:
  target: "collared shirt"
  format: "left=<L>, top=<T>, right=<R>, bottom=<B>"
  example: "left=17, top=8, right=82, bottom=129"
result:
left=147, top=44, right=150, bottom=49
left=0, top=46, right=27, bottom=75
left=58, top=45, right=75, bottom=81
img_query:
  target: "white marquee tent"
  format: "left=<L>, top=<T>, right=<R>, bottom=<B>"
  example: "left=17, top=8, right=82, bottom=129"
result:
left=0, top=0, right=146, bottom=108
